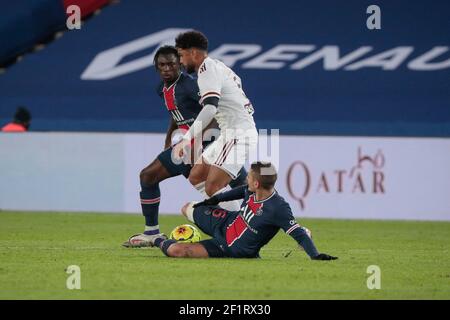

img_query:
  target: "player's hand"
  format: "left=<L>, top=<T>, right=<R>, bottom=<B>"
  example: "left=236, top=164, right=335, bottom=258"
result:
left=173, top=139, right=190, bottom=160
left=312, top=253, right=338, bottom=260
left=193, top=196, right=220, bottom=208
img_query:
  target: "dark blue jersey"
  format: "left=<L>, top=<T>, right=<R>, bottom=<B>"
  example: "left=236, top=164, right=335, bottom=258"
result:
left=157, top=72, right=201, bottom=131
left=215, top=186, right=319, bottom=258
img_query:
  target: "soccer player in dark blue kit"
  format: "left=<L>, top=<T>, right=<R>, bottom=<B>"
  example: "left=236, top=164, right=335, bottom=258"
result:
left=150, top=161, right=338, bottom=260
left=123, top=46, right=246, bottom=248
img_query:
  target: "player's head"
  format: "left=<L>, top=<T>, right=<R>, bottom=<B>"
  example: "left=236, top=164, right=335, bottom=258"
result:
left=153, top=45, right=181, bottom=83
left=175, top=30, right=208, bottom=73
left=247, top=161, right=278, bottom=192
left=13, top=106, right=31, bottom=129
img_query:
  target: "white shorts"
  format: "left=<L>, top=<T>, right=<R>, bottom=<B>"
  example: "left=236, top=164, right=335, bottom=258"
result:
left=202, top=131, right=258, bottom=179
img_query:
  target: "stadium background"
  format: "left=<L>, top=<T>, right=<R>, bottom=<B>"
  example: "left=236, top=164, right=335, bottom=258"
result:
left=1, top=0, right=450, bottom=302
left=1, top=0, right=449, bottom=220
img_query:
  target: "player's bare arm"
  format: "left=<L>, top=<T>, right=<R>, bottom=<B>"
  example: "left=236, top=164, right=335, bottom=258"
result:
left=164, top=117, right=178, bottom=149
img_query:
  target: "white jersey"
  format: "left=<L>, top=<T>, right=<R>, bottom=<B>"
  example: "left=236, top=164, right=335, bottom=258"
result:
left=197, top=57, right=257, bottom=134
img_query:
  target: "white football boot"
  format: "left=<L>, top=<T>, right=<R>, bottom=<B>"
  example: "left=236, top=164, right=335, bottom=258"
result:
left=122, top=233, right=167, bottom=248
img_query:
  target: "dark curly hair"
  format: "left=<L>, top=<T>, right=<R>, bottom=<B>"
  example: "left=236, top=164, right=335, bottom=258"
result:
left=175, top=30, right=208, bottom=51
left=153, top=45, right=179, bottom=66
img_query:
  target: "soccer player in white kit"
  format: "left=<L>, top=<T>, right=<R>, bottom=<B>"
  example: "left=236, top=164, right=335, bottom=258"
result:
left=174, top=30, right=258, bottom=211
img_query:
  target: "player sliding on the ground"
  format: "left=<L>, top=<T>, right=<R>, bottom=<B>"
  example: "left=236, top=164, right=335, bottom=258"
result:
left=173, top=30, right=259, bottom=213
left=149, top=161, right=338, bottom=260
left=123, top=46, right=246, bottom=248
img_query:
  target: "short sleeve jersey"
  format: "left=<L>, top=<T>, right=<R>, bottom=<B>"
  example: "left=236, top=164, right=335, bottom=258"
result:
left=197, top=57, right=257, bottom=133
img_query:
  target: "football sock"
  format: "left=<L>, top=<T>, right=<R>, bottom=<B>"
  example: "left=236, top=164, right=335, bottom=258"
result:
left=213, top=186, right=241, bottom=211
left=144, top=225, right=160, bottom=235
left=194, top=181, right=209, bottom=199
left=140, top=181, right=161, bottom=235
left=159, top=239, right=177, bottom=256
left=154, top=237, right=169, bottom=248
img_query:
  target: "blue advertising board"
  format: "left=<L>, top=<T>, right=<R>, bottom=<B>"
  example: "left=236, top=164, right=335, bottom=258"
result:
left=0, top=0, right=449, bottom=136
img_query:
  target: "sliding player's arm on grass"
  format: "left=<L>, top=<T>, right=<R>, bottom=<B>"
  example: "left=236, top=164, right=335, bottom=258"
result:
left=278, top=204, right=338, bottom=261
left=193, top=185, right=247, bottom=207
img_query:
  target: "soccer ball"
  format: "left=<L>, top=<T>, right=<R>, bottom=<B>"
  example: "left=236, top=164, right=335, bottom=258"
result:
left=169, top=224, right=201, bottom=243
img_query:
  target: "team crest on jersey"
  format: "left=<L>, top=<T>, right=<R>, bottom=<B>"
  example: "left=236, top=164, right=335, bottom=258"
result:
left=255, top=207, right=263, bottom=216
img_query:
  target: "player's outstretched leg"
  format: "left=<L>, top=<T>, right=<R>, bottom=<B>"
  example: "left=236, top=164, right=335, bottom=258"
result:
left=187, top=160, right=210, bottom=199
left=149, top=219, right=209, bottom=258
left=144, top=202, right=209, bottom=257
left=152, top=237, right=210, bottom=258
left=123, top=158, right=172, bottom=248
left=189, top=161, right=241, bottom=212
left=205, top=165, right=241, bottom=211
left=189, top=163, right=247, bottom=200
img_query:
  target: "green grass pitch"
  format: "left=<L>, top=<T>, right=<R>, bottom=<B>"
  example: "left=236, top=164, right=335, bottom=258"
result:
left=0, top=211, right=449, bottom=299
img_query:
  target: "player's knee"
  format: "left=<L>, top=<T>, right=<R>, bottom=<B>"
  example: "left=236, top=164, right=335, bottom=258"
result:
left=140, top=168, right=158, bottom=186
left=181, top=203, right=190, bottom=217
left=188, top=171, right=203, bottom=186
left=205, top=181, right=225, bottom=197
left=181, top=202, right=196, bottom=222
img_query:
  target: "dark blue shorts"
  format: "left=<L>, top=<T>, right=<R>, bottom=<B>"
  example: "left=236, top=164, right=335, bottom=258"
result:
left=193, top=205, right=237, bottom=258
left=194, top=205, right=261, bottom=259
left=157, top=147, right=192, bottom=178
left=199, top=239, right=229, bottom=258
